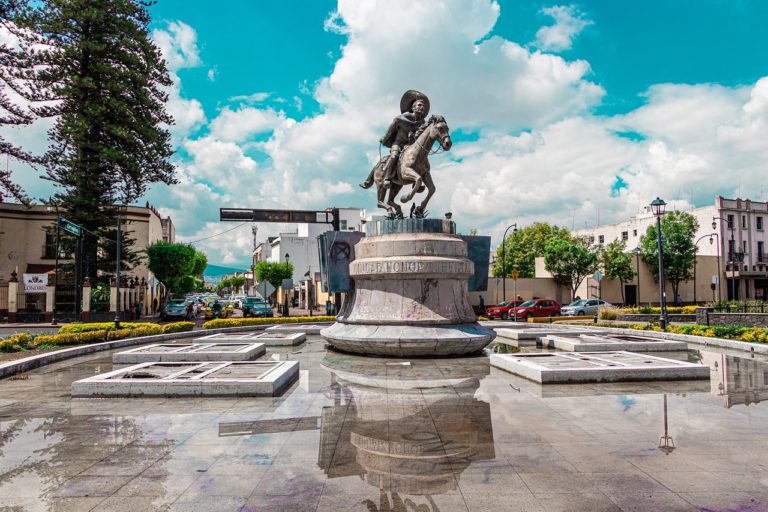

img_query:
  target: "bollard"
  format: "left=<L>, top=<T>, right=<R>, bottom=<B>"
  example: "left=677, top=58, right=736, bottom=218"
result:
left=593, top=315, right=598, bottom=323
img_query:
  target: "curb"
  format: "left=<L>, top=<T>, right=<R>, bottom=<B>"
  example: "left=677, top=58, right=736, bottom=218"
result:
left=565, top=325, right=768, bottom=355
left=0, top=323, right=332, bottom=379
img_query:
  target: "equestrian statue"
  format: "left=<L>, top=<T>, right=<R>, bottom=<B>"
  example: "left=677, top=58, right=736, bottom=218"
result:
left=359, top=90, right=452, bottom=219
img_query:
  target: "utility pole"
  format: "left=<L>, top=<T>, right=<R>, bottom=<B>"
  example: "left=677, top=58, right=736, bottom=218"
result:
left=114, top=212, right=122, bottom=329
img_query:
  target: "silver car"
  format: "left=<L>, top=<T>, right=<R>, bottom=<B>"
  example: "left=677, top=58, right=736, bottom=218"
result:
left=560, top=299, right=611, bottom=316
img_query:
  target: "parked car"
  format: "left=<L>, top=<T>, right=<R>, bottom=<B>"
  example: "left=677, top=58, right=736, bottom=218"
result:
left=242, top=297, right=273, bottom=318
left=510, top=299, right=561, bottom=321
left=485, top=300, right=525, bottom=320
left=560, top=299, right=611, bottom=316
left=161, top=299, right=189, bottom=320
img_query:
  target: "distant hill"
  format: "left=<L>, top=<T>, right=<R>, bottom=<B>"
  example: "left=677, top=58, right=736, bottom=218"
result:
left=203, top=264, right=248, bottom=277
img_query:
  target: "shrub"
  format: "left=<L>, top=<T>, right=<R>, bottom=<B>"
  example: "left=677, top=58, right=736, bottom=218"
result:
left=598, top=306, right=623, bottom=321
left=0, top=333, right=33, bottom=352
left=34, top=324, right=164, bottom=347
left=162, top=322, right=194, bottom=334
left=59, top=322, right=157, bottom=334
left=203, top=316, right=335, bottom=329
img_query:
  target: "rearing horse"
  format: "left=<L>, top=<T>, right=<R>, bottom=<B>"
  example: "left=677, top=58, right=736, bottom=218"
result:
left=365, top=115, right=452, bottom=218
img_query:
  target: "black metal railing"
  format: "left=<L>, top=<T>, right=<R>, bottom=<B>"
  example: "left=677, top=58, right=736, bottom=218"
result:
left=713, top=302, right=768, bottom=313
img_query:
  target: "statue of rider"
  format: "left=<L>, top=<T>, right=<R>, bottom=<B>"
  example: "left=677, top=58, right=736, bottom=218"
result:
left=360, top=90, right=430, bottom=189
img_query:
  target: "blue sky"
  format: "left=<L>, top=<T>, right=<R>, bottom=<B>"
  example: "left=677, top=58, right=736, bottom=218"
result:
left=4, top=0, right=768, bottom=267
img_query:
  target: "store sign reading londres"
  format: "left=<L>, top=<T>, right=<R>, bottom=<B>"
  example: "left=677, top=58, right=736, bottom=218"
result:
left=23, top=274, right=48, bottom=293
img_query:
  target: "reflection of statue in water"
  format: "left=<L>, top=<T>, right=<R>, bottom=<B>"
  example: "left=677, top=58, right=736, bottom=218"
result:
left=318, top=354, right=493, bottom=511
left=360, top=90, right=453, bottom=219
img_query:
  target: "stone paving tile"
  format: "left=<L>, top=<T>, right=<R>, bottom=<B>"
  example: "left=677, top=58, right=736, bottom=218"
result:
left=113, top=473, right=197, bottom=499
left=650, top=471, right=768, bottom=493
left=679, top=491, right=768, bottom=511
left=462, top=491, right=539, bottom=512
left=604, top=492, right=698, bottom=512
left=533, top=491, right=622, bottom=512
left=166, top=495, right=247, bottom=512
left=245, top=489, right=323, bottom=512
left=253, top=462, right=327, bottom=496
left=317, top=492, right=468, bottom=512
left=46, top=475, right=134, bottom=498
left=583, top=470, right=670, bottom=494
left=180, top=472, right=260, bottom=499
left=454, top=465, right=529, bottom=496
left=94, top=496, right=171, bottom=512
left=518, top=472, right=599, bottom=494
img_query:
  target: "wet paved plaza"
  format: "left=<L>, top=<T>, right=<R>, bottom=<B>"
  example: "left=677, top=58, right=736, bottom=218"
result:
left=0, top=335, right=767, bottom=511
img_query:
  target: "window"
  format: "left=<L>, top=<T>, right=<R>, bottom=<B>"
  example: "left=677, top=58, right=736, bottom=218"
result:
left=727, top=214, right=734, bottom=229
left=744, top=240, right=748, bottom=254
left=339, top=220, right=348, bottom=230
left=758, top=217, right=764, bottom=230
left=758, top=241, right=764, bottom=261
left=633, top=229, right=637, bottom=237
left=728, top=239, right=735, bottom=259
left=742, top=215, right=747, bottom=229
left=621, top=231, right=628, bottom=241
left=598, top=235, right=605, bottom=244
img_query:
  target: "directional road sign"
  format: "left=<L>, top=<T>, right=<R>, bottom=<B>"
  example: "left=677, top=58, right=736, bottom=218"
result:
left=60, top=218, right=82, bottom=237
left=256, top=281, right=276, bottom=299
left=593, top=271, right=604, bottom=282
left=510, top=270, right=520, bottom=280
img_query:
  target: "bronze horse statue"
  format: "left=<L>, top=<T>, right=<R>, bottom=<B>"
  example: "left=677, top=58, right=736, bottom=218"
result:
left=362, top=115, right=452, bottom=218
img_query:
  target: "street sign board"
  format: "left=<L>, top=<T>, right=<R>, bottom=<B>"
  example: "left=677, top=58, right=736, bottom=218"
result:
left=256, top=281, right=276, bottom=299
left=281, top=278, right=294, bottom=290
left=510, top=270, right=520, bottom=280
left=593, top=271, right=604, bottom=282
left=61, top=218, right=82, bottom=237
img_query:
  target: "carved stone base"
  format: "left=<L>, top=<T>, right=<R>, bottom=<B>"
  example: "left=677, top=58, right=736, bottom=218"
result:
left=321, top=218, right=495, bottom=357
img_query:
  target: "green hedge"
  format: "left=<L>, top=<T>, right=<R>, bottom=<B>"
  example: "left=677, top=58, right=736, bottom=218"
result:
left=203, top=316, right=335, bottom=329
left=568, top=322, right=768, bottom=344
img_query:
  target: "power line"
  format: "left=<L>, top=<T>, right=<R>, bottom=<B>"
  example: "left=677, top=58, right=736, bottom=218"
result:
left=186, top=222, right=250, bottom=244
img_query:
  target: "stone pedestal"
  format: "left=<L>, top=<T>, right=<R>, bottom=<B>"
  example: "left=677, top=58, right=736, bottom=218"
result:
left=321, top=219, right=495, bottom=356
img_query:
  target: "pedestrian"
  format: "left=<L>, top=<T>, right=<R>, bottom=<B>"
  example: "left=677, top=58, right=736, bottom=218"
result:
left=675, top=293, right=682, bottom=307
left=135, top=300, right=142, bottom=319
left=516, top=295, right=523, bottom=301
left=152, top=297, right=158, bottom=315
left=186, top=302, right=194, bottom=320
left=479, top=295, right=485, bottom=314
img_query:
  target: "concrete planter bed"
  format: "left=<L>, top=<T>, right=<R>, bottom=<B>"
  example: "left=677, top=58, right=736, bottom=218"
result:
left=0, top=322, right=323, bottom=379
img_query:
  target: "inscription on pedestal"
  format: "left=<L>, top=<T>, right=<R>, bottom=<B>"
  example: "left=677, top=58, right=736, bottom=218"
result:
left=350, top=259, right=473, bottom=277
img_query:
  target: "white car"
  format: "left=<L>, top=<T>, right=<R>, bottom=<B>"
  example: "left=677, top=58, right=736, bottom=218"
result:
left=560, top=299, right=611, bottom=316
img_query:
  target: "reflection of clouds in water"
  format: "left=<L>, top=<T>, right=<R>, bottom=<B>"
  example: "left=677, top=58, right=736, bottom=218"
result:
left=619, top=395, right=637, bottom=412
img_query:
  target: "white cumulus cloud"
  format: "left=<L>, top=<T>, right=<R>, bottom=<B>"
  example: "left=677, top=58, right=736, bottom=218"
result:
left=534, top=5, right=592, bottom=52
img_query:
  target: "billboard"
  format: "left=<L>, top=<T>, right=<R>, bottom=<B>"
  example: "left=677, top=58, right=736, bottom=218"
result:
left=23, top=274, right=48, bottom=293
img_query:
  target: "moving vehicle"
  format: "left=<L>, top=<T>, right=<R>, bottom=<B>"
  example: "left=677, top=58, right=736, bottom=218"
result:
left=204, top=299, right=231, bottom=319
left=242, top=297, right=273, bottom=318
left=161, top=299, right=189, bottom=320
left=560, top=299, right=611, bottom=316
left=485, top=300, right=525, bottom=320
left=509, top=299, right=561, bottom=321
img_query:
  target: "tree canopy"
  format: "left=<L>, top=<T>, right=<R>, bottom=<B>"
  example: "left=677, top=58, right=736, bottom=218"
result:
left=601, top=239, right=636, bottom=304
left=543, top=235, right=599, bottom=301
left=5, top=0, right=175, bottom=278
left=640, top=210, right=699, bottom=301
left=255, top=261, right=294, bottom=292
left=146, top=242, right=207, bottom=296
left=493, top=223, right=571, bottom=278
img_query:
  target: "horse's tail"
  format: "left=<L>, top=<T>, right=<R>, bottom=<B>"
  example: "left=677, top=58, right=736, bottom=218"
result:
left=359, top=156, right=388, bottom=189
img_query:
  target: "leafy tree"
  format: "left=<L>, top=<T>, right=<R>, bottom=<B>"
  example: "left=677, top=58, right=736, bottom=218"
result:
left=230, top=275, right=246, bottom=292
left=494, top=223, right=571, bottom=278
left=601, top=239, right=636, bottom=304
left=254, top=261, right=294, bottom=297
left=9, top=0, right=176, bottom=278
left=192, top=252, right=208, bottom=277
left=544, top=235, right=599, bottom=301
left=640, top=210, right=699, bottom=301
left=146, top=242, right=197, bottom=296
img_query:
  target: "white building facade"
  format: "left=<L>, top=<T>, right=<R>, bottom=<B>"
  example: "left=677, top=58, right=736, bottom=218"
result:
left=574, top=196, right=768, bottom=303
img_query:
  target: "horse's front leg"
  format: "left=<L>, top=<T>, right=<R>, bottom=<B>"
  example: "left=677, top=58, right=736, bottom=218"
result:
left=399, top=167, right=422, bottom=203
left=416, top=171, right=436, bottom=215
left=387, top=184, right=404, bottom=218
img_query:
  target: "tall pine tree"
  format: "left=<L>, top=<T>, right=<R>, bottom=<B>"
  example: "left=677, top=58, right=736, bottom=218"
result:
left=12, top=0, right=176, bottom=278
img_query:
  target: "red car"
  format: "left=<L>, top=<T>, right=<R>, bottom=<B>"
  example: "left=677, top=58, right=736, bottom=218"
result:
left=485, top=300, right=524, bottom=320
left=510, top=299, right=561, bottom=321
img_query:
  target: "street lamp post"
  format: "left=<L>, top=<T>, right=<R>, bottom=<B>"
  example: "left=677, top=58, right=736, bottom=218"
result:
left=712, top=217, right=736, bottom=302
left=650, top=198, right=668, bottom=330
left=114, top=211, right=122, bottom=329
left=284, top=253, right=290, bottom=317
left=693, top=233, right=718, bottom=305
left=500, top=223, right=518, bottom=303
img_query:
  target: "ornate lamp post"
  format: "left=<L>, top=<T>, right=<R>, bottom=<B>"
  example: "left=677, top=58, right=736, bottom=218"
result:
left=712, top=217, right=736, bottom=302
left=693, top=233, right=718, bottom=305
left=650, top=198, right=668, bottom=329
left=658, top=394, right=676, bottom=455
left=500, top=223, right=518, bottom=303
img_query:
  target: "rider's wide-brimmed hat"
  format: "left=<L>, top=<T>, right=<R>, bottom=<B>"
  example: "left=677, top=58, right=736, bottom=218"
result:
left=400, top=90, right=430, bottom=116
